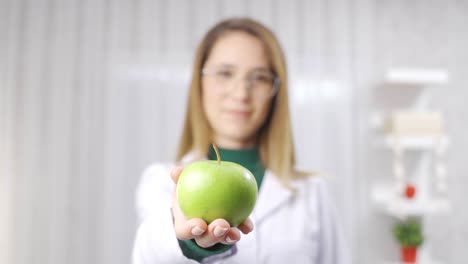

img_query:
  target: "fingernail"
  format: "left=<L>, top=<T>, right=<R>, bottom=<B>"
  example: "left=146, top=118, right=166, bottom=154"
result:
left=225, top=236, right=236, bottom=244
left=191, top=226, right=205, bottom=236
left=244, top=218, right=254, bottom=230
left=214, top=226, right=228, bottom=237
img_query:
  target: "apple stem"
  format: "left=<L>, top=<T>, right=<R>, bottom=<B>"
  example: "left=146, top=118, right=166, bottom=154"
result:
left=212, top=143, right=221, bottom=165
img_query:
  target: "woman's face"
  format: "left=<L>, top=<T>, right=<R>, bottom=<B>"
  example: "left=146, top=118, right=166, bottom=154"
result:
left=202, top=31, right=275, bottom=149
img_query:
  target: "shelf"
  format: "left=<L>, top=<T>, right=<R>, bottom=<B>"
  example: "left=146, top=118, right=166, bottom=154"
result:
left=383, top=260, right=443, bottom=264
left=371, top=185, right=451, bottom=218
left=378, top=135, right=449, bottom=150
left=384, top=68, right=449, bottom=85
left=382, top=255, right=444, bottom=264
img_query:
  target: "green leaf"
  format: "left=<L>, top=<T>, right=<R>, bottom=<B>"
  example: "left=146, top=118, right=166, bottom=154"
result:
left=393, top=219, right=424, bottom=247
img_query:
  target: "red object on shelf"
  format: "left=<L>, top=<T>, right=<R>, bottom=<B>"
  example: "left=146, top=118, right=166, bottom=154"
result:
left=405, top=184, right=416, bottom=199
left=401, top=246, right=417, bottom=263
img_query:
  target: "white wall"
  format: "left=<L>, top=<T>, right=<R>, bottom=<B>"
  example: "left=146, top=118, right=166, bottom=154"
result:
left=357, top=1, right=468, bottom=263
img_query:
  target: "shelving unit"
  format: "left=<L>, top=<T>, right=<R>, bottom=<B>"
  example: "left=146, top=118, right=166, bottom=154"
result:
left=371, top=184, right=451, bottom=218
left=371, top=68, right=450, bottom=264
left=384, top=68, right=449, bottom=85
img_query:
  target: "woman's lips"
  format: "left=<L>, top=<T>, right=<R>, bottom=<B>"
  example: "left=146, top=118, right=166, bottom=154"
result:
left=225, top=110, right=251, bottom=118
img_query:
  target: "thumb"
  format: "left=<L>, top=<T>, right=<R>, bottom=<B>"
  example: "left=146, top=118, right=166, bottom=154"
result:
left=170, top=166, right=184, bottom=184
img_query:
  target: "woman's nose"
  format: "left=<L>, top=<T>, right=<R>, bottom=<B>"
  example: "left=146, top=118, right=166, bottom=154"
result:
left=229, top=77, right=250, bottom=99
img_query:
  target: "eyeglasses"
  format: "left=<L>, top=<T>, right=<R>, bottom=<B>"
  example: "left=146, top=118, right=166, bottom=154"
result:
left=201, top=67, right=280, bottom=99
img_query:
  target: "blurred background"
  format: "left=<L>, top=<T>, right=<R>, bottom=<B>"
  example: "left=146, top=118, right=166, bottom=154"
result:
left=1, top=0, right=467, bottom=263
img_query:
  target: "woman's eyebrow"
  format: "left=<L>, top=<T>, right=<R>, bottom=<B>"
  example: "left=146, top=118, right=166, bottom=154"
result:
left=210, top=64, right=271, bottom=72
left=213, top=63, right=236, bottom=69
left=250, top=67, right=272, bottom=73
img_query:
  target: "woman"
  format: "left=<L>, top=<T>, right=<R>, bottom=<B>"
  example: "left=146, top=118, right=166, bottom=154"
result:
left=132, top=18, right=350, bottom=264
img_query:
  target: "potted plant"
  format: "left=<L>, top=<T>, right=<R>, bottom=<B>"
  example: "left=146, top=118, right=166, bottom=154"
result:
left=393, top=219, right=424, bottom=263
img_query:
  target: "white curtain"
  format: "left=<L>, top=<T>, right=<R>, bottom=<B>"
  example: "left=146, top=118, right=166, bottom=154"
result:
left=1, top=0, right=357, bottom=263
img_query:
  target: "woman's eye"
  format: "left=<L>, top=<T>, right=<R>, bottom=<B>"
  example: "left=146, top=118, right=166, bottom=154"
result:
left=251, top=73, right=273, bottom=83
left=216, top=70, right=233, bottom=79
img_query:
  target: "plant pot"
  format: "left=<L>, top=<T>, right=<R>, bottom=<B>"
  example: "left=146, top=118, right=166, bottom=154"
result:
left=401, top=246, right=417, bottom=263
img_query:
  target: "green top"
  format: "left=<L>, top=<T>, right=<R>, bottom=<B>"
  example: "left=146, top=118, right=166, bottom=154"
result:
left=177, top=146, right=265, bottom=262
left=207, top=146, right=264, bottom=189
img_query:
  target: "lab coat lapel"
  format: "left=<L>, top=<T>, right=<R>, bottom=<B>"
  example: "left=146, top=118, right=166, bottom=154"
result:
left=253, top=170, right=293, bottom=225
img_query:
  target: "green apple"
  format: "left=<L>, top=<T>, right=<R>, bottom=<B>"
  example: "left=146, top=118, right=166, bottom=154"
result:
left=176, top=145, right=258, bottom=227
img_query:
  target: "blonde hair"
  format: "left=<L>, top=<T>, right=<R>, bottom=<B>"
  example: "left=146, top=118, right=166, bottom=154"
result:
left=176, top=18, right=308, bottom=184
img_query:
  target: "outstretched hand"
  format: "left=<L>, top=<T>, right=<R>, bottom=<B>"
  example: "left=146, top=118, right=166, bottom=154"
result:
left=170, top=166, right=254, bottom=248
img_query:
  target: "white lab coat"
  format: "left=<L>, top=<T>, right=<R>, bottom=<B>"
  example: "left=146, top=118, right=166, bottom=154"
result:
left=132, top=155, right=350, bottom=264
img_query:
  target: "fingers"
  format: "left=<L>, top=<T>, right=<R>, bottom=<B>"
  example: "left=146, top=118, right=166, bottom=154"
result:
left=222, top=227, right=241, bottom=245
left=173, top=206, right=249, bottom=247
left=174, top=217, right=208, bottom=241
left=194, top=219, right=240, bottom=248
left=237, top=217, right=254, bottom=235
left=170, top=166, right=183, bottom=184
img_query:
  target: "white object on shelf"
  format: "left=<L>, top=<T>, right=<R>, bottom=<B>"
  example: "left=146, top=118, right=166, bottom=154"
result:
left=385, top=111, right=444, bottom=136
left=385, top=68, right=449, bottom=85
left=381, top=135, right=449, bottom=150
left=371, top=185, right=451, bottom=218
left=370, top=111, right=446, bottom=135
